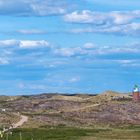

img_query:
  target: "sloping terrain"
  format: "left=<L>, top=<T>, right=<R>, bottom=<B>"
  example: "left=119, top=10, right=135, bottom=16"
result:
left=0, top=91, right=138, bottom=128
left=0, top=111, right=20, bottom=129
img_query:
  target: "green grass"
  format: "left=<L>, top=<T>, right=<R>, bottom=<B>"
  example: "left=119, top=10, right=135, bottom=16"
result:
left=1, top=126, right=140, bottom=140
left=0, top=128, right=89, bottom=140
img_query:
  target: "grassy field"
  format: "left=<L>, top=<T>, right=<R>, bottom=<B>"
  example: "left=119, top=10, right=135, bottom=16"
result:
left=1, top=126, right=140, bottom=140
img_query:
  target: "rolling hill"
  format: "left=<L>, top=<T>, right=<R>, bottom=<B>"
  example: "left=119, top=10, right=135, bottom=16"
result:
left=0, top=91, right=138, bottom=128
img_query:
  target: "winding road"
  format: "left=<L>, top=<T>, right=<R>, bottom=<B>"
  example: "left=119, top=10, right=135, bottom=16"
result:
left=13, top=115, right=28, bottom=128
left=3, top=114, right=28, bottom=132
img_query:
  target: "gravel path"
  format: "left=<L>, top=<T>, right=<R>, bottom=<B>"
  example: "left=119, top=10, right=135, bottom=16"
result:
left=13, top=115, right=28, bottom=128
left=3, top=114, right=28, bottom=132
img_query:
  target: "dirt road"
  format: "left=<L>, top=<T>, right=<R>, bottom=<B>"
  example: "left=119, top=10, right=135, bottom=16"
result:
left=13, top=115, right=28, bottom=128
left=64, top=103, right=100, bottom=112
left=2, top=114, right=28, bottom=132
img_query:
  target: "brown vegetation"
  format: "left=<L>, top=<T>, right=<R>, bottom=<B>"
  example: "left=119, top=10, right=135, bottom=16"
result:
left=1, top=91, right=139, bottom=128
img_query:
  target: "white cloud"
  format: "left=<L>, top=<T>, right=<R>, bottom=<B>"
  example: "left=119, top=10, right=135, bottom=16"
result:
left=1, top=39, right=140, bottom=67
left=0, top=39, right=50, bottom=49
left=96, top=22, right=140, bottom=36
left=18, top=83, right=25, bottom=89
left=0, top=0, right=68, bottom=16
left=69, top=28, right=94, bottom=33
left=69, top=22, right=140, bottom=36
left=53, top=42, right=140, bottom=58
left=0, top=39, right=51, bottom=65
left=0, top=39, right=18, bottom=47
left=19, top=40, right=49, bottom=49
left=0, top=57, right=9, bottom=65
left=64, top=10, right=140, bottom=36
left=64, top=10, right=106, bottom=24
left=86, top=0, right=140, bottom=7
left=64, top=10, right=140, bottom=25
left=69, top=77, right=80, bottom=83
left=18, top=82, right=47, bottom=90
left=0, top=39, right=139, bottom=60
left=83, top=43, right=96, bottom=49
left=54, top=47, right=81, bottom=57
left=31, top=2, right=66, bottom=16
left=53, top=45, right=93, bottom=57
left=17, top=29, right=46, bottom=34
left=117, top=59, right=140, bottom=67
left=28, top=84, right=47, bottom=90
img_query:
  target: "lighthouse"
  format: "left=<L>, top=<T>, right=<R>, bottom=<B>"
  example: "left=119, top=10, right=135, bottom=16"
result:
left=132, top=85, right=139, bottom=102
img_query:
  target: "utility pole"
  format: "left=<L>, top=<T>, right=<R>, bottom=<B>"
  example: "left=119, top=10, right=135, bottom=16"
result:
left=20, top=132, right=22, bottom=140
left=6, top=133, right=9, bottom=140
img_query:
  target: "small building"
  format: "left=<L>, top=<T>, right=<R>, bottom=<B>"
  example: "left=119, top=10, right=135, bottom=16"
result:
left=1, top=109, right=6, bottom=112
left=132, top=85, right=139, bottom=102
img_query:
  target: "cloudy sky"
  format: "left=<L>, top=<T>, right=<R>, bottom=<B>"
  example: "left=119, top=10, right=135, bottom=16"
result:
left=0, top=0, right=140, bottom=95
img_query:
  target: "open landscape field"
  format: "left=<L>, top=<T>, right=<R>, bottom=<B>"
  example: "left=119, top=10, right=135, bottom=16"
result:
left=0, top=91, right=140, bottom=139
left=1, top=91, right=137, bottom=128
left=1, top=126, right=140, bottom=140
left=0, top=0, right=140, bottom=139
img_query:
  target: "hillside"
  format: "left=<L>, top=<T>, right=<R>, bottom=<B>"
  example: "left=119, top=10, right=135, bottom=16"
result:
left=0, top=91, right=138, bottom=128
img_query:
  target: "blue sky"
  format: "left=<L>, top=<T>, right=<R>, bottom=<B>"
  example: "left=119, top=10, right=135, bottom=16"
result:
left=0, top=0, right=140, bottom=95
